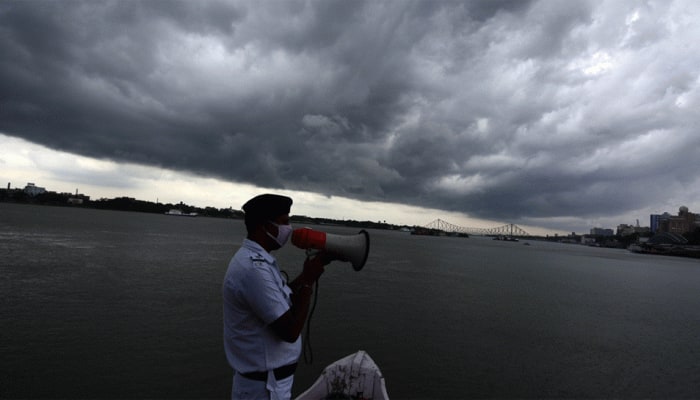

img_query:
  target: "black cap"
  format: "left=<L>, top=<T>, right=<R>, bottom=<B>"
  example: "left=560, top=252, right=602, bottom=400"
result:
left=242, top=194, right=293, bottom=222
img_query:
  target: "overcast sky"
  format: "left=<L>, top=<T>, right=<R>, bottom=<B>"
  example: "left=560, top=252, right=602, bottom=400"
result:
left=2, top=0, right=699, bottom=234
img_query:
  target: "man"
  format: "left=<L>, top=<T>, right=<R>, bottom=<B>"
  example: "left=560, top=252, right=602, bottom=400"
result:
left=223, top=194, right=328, bottom=400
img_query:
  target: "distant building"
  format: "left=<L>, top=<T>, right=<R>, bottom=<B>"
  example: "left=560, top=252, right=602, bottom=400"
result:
left=650, top=213, right=667, bottom=234
left=655, top=206, right=698, bottom=235
left=590, top=227, right=614, bottom=236
left=617, top=224, right=650, bottom=236
left=67, top=189, right=89, bottom=205
left=23, top=183, right=46, bottom=196
left=617, top=224, right=635, bottom=236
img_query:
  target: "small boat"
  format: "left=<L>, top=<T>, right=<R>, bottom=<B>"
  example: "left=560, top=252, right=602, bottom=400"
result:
left=164, top=209, right=198, bottom=217
left=296, top=350, right=389, bottom=400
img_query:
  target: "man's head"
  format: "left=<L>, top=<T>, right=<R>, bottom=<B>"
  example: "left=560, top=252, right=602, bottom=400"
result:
left=242, top=194, right=293, bottom=250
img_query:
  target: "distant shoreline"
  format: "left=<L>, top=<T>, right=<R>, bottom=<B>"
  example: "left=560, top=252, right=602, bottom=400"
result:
left=0, top=191, right=400, bottom=231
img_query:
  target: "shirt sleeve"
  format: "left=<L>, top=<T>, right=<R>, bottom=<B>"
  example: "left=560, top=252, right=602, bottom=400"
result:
left=242, top=262, right=291, bottom=325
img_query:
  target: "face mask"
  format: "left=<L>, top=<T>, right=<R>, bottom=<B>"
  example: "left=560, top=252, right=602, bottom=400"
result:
left=266, top=221, right=293, bottom=247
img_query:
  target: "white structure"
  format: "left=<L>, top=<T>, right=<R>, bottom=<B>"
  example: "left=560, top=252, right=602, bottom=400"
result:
left=23, top=183, right=46, bottom=196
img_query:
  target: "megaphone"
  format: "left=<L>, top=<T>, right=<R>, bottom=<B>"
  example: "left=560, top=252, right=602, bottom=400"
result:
left=292, top=228, right=370, bottom=271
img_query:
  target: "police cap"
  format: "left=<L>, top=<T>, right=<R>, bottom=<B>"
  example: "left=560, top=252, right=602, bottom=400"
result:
left=242, top=194, right=293, bottom=222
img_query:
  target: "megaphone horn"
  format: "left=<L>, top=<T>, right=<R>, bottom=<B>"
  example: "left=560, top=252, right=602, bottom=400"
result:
left=291, top=228, right=370, bottom=271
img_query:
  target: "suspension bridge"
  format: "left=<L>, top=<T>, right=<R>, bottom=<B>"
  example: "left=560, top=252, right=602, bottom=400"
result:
left=423, top=218, right=531, bottom=237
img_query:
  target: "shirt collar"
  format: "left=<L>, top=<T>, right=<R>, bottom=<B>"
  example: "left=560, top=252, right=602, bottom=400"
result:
left=242, top=238, right=276, bottom=265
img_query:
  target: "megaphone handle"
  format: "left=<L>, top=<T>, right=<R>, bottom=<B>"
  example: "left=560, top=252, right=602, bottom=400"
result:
left=305, top=248, right=320, bottom=259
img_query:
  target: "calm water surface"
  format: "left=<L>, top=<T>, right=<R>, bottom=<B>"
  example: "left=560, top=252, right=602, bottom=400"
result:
left=2, top=203, right=700, bottom=398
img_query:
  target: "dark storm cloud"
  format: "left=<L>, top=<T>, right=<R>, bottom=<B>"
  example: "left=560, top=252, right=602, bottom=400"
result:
left=2, top=0, right=699, bottom=231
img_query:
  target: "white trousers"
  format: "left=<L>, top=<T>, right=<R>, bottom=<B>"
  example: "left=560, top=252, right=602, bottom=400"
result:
left=232, top=372, right=294, bottom=400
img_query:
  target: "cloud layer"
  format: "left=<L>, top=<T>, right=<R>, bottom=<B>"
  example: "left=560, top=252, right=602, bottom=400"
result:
left=2, top=0, right=699, bottom=230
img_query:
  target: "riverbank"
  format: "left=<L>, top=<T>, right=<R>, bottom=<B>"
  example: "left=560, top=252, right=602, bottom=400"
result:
left=628, top=243, right=700, bottom=259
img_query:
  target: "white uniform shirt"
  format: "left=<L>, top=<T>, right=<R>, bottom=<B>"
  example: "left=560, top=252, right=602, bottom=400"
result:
left=223, top=239, right=301, bottom=374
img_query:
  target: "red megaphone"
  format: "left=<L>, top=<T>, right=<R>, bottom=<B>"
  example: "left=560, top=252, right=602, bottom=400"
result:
left=292, top=227, right=370, bottom=271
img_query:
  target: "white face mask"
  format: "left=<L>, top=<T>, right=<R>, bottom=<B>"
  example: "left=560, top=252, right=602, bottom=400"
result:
left=266, top=221, right=293, bottom=247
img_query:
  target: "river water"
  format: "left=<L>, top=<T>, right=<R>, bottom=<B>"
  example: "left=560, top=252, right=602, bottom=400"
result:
left=1, top=203, right=700, bottom=399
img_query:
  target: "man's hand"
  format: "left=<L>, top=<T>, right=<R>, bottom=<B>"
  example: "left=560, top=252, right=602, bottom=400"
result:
left=301, top=252, right=331, bottom=283
left=269, top=252, right=331, bottom=342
